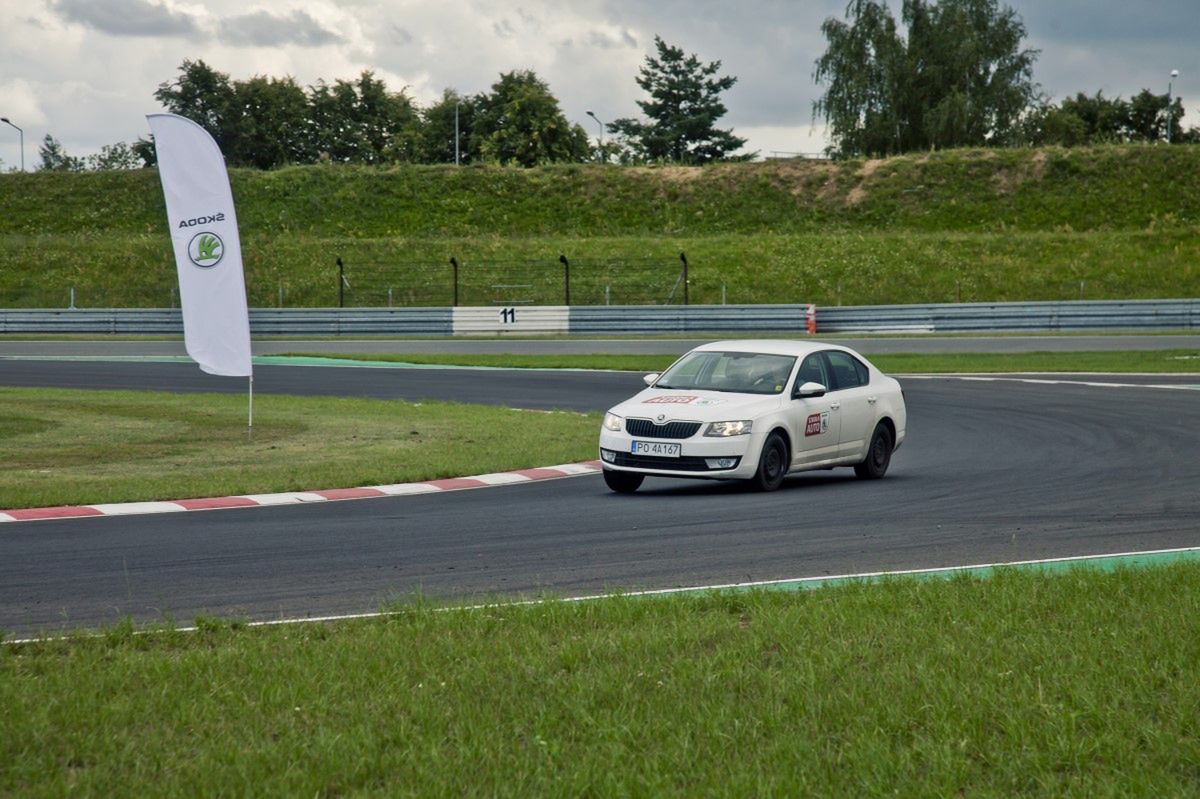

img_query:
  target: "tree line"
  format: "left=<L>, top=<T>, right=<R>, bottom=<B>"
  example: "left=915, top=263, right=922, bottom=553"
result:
left=36, top=37, right=746, bottom=171
left=815, top=0, right=1195, bottom=157
left=29, top=4, right=1198, bottom=170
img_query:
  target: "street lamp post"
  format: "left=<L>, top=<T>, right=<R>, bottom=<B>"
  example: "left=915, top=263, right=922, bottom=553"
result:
left=0, top=117, right=23, bottom=171
left=1167, top=70, right=1179, bottom=144
left=586, top=110, right=604, bottom=163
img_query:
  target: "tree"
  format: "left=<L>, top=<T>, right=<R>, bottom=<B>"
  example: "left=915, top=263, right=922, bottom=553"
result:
left=38, top=135, right=84, bottom=171
left=308, top=71, right=420, bottom=164
left=417, top=89, right=479, bottom=164
left=472, top=70, right=590, bottom=166
left=814, top=0, right=1039, bottom=157
left=85, top=142, right=142, bottom=170
left=1014, top=89, right=1189, bottom=147
left=131, top=137, right=157, bottom=168
left=1059, top=91, right=1127, bottom=142
left=1126, top=89, right=1184, bottom=143
left=609, top=36, right=747, bottom=164
left=228, top=75, right=313, bottom=168
left=154, top=60, right=238, bottom=154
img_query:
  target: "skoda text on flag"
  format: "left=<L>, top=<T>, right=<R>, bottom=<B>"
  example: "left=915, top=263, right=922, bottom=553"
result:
left=147, top=113, right=252, bottom=377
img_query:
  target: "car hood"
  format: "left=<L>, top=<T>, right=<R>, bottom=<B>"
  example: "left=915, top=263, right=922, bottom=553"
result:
left=608, top=388, right=783, bottom=422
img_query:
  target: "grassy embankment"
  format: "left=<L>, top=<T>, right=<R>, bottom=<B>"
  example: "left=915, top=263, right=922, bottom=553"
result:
left=1, top=145, right=1198, bottom=308
left=3, top=566, right=1200, bottom=795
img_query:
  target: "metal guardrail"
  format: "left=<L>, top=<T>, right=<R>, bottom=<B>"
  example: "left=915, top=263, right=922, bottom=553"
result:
left=0, top=309, right=453, bottom=336
left=817, top=300, right=1200, bottom=333
left=568, top=305, right=811, bottom=333
left=0, top=300, right=1196, bottom=336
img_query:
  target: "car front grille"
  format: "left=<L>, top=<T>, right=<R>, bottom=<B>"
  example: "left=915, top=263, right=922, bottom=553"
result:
left=603, top=451, right=741, bottom=472
left=625, top=418, right=702, bottom=439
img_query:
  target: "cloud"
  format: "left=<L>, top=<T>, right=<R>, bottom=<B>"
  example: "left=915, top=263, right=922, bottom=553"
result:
left=585, top=29, right=638, bottom=49
left=7, top=0, right=1198, bottom=165
left=492, top=19, right=516, bottom=39
left=49, top=0, right=200, bottom=37
left=219, top=10, right=343, bottom=47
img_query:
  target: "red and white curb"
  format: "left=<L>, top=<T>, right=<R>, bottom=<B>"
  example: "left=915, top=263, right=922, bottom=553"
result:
left=0, top=461, right=604, bottom=524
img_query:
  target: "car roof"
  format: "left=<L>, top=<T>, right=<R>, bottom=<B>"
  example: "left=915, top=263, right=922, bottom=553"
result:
left=691, top=339, right=856, bottom=358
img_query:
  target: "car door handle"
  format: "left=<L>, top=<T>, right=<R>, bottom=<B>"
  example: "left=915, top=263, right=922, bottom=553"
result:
left=867, top=396, right=877, bottom=404
left=829, top=402, right=841, bottom=410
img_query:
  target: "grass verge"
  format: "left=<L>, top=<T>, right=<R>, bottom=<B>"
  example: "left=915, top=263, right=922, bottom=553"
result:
left=0, top=388, right=599, bottom=509
left=285, top=349, right=1200, bottom=374
left=3, top=565, right=1199, bottom=795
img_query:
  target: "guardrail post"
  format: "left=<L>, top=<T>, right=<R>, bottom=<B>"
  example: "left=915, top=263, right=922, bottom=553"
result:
left=559, top=254, right=570, bottom=306
left=680, top=252, right=689, bottom=305
left=450, top=257, right=459, bottom=307
left=337, top=257, right=345, bottom=308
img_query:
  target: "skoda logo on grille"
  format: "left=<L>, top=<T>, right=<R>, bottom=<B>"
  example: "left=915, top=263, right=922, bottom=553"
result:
left=656, top=414, right=667, bottom=423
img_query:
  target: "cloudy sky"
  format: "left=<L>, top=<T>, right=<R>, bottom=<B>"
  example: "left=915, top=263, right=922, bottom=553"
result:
left=0, top=0, right=1197, bottom=170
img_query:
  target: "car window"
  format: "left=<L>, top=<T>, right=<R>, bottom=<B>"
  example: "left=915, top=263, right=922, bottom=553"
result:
left=794, top=353, right=829, bottom=390
left=656, top=351, right=796, bottom=395
left=824, top=351, right=868, bottom=390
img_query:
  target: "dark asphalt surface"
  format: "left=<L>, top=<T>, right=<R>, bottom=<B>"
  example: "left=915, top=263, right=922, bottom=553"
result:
left=3, top=334, right=1199, bottom=357
left=0, top=359, right=633, bottom=412
left=2, top=361, right=1198, bottom=637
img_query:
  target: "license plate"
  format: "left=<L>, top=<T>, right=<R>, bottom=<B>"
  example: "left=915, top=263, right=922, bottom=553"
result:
left=631, top=441, right=681, bottom=457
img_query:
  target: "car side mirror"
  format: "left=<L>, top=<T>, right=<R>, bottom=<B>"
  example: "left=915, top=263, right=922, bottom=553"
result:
left=795, top=381, right=827, bottom=398
left=643, top=373, right=660, bottom=387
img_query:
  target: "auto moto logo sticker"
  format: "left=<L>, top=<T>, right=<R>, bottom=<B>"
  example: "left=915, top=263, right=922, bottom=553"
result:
left=644, top=395, right=698, bottom=404
left=805, top=412, right=829, bottom=436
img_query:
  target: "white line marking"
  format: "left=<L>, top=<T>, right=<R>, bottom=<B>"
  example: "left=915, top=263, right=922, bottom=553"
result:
left=9, top=545, right=1198, bottom=645
left=472, top=473, right=534, bottom=486
left=903, top=374, right=1200, bottom=391
left=553, top=463, right=603, bottom=475
left=375, top=483, right=444, bottom=496
left=88, top=502, right=187, bottom=516
left=237, top=492, right=329, bottom=505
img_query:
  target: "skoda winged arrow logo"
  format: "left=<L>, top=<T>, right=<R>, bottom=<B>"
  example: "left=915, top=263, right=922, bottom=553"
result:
left=187, top=231, right=224, bottom=268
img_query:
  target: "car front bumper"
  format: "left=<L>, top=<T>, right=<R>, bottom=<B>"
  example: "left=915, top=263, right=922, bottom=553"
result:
left=598, top=428, right=762, bottom=480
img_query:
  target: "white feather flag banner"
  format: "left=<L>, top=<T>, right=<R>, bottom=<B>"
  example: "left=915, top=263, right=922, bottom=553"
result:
left=147, top=113, right=252, bottom=378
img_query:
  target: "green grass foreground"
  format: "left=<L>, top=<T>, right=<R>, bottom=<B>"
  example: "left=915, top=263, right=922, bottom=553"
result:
left=287, top=349, right=1200, bottom=374
left=0, top=388, right=599, bottom=509
left=3, top=566, right=1200, bottom=795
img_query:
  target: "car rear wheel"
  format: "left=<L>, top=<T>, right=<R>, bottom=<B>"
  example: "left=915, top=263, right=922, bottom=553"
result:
left=751, top=432, right=789, bottom=492
left=854, top=423, right=893, bottom=479
left=603, top=469, right=644, bottom=494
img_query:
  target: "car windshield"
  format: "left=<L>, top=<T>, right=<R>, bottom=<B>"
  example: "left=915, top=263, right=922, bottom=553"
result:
left=655, top=351, right=797, bottom=395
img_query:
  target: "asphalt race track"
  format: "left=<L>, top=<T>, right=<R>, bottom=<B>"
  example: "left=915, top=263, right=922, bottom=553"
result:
left=2, top=359, right=1199, bottom=636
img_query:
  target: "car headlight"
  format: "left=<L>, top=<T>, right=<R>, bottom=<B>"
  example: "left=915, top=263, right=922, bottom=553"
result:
left=603, top=412, right=623, bottom=432
left=704, top=420, right=753, bottom=437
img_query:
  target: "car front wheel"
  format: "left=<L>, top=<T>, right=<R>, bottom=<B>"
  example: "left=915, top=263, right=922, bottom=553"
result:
left=854, top=423, right=893, bottom=479
left=603, top=469, right=644, bottom=494
left=751, top=432, right=789, bottom=492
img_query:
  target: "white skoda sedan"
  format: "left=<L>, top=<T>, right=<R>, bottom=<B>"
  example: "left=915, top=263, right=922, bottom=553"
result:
left=598, top=340, right=907, bottom=492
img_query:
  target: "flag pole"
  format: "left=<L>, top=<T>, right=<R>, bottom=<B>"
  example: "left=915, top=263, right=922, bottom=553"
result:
left=248, top=375, right=254, bottom=432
